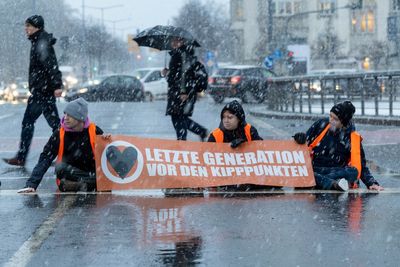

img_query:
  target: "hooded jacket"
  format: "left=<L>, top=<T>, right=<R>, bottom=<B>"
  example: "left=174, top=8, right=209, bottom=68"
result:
left=306, top=118, right=378, bottom=187
left=28, top=29, right=63, bottom=97
left=25, top=119, right=103, bottom=189
left=208, top=100, right=263, bottom=142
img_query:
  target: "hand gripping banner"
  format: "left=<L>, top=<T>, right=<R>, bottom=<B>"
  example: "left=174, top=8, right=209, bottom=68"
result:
left=95, top=136, right=315, bottom=191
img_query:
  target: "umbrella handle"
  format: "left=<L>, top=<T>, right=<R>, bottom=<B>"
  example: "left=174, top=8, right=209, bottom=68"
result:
left=164, top=51, right=168, bottom=68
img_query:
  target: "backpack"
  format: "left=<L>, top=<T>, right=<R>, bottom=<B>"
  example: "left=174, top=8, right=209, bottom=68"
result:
left=187, top=61, right=208, bottom=93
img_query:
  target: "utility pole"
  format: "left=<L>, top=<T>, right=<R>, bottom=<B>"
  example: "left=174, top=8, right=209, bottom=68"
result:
left=84, top=4, right=123, bottom=74
left=267, top=0, right=274, bottom=54
left=85, top=5, right=123, bottom=28
left=104, top=18, right=130, bottom=38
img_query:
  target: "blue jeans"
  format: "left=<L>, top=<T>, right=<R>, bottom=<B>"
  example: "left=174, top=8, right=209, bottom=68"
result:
left=314, top=166, right=358, bottom=190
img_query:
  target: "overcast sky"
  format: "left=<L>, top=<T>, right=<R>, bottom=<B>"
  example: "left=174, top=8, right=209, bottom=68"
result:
left=67, top=0, right=230, bottom=39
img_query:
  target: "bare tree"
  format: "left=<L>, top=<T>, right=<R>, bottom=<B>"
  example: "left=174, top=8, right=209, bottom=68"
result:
left=359, top=40, right=390, bottom=70
left=172, top=0, right=234, bottom=61
left=311, top=18, right=343, bottom=69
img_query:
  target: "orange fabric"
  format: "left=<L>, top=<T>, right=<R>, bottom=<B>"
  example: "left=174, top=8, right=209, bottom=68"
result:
left=95, top=137, right=315, bottom=191
left=309, top=123, right=363, bottom=187
left=244, top=124, right=252, bottom=142
left=211, top=123, right=252, bottom=143
left=308, top=124, right=330, bottom=150
left=350, top=131, right=362, bottom=188
left=212, top=128, right=224, bottom=143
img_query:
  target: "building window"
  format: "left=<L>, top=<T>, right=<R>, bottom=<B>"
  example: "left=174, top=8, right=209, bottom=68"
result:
left=393, top=0, right=400, bottom=10
left=352, top=10, right=375, bottom=33
left=231, top=0, right=244, bottom=21
left=273, top=0, right=303, bottom=16
left=361, top=11, right=375, bottom=32
left=318, top=0, right=336, bottom=15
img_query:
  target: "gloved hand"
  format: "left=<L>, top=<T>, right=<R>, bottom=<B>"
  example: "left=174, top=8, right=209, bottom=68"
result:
left=292, top=132, right=307, bottom=144
left=231, top=138, right=246, bottom=148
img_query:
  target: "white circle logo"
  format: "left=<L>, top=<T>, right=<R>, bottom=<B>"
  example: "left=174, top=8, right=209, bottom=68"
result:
left=101, top=141, right=144, bottom=184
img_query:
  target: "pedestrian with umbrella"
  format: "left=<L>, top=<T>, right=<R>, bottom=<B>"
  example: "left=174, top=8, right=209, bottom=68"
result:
left=134, top=25, right=208, bottom=141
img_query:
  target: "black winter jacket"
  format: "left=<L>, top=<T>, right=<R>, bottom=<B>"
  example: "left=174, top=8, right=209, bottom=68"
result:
left=208, top=100, right=263, bottom=142
left=166, top=46, right=207, bottom=116
left=26, top=125, right=103, bottom=189
left=28, top=30, right=63, bottom=97
left=306, top=118, right=379, bottom=187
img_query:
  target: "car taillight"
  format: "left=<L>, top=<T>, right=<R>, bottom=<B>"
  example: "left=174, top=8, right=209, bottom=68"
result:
left=230, top=76, right=241, bottom=84
left=208, top=77, right=215, bottom=84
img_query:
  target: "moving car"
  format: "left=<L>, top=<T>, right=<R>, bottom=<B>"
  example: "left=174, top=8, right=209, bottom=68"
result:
left=133, top=68, right=168, bottom=101
left=65, top=75, right=144, bottom=102
left=207, top=65, right=276, bottom=103
left=4, top=81, right=30, bottom=101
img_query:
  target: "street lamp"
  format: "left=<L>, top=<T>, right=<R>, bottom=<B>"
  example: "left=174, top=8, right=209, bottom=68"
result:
left=104, top=18, right=131, bottom=38
left=85, top=4, right=123, bottom=28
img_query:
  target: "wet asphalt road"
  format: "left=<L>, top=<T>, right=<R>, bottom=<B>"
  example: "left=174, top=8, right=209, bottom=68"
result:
left=1, top=97, right=400, bottom=266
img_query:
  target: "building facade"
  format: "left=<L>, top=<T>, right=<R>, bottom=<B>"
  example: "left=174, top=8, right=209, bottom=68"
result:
left=230, top=0, right=397, bottom=71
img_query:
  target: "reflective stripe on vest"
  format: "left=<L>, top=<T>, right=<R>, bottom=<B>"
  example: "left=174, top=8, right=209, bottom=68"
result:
left=211, top=124, right=252, bottom=143
left=308, top=123, right=362, bottom=182
left=57, top=123, right=97, bottom=163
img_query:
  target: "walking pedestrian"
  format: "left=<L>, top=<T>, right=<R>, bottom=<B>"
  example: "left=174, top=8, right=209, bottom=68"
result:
left=3, top=15, right=63, bottom=166
left=17, top=98, right=110, bottom=193
left=162, top=37, right=208, bottom=141
left=293, top=100, right=383, bottom=191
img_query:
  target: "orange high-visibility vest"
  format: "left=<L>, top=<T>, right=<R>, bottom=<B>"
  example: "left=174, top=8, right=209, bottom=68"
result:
left=211, top=123, right=252, bottom=143
left=308, top=123, right=362, bottom=188
left=56, top=123, right=96, bottom=186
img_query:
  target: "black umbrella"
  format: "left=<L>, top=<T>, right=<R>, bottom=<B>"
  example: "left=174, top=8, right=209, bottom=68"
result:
left=133, top=25, right=200, bottom=51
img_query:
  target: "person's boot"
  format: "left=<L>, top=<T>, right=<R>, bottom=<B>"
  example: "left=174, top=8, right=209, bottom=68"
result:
left=332, top=178, right=349, bottom=191
left=59, top=179, right=81, bottom=192
left=3, top=157, right=25, bottom=167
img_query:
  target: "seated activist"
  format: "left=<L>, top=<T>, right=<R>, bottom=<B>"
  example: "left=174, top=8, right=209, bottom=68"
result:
left=208, top=100, right=264, bottom=191
left=17, top=98, right=110, bottom=193
left=293, top=100, right=383, bottom=192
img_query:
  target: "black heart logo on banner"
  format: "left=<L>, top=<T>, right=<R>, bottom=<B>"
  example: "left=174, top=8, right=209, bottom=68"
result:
left=106, top=146, right=138, bottom=178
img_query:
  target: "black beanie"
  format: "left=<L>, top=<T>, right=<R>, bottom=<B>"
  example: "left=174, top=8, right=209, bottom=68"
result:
left=221, top=100, right=246, bottom=124
left=25, top=15, right=44, bottom=30
left=330, top=100, right=355, bottom=126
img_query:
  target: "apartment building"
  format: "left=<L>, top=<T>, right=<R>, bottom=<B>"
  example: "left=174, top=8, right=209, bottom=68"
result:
left=230, top=0, right=396, bottom=71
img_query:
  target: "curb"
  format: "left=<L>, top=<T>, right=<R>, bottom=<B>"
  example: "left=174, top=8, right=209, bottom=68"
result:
left=250, top=109, right=400, bottom=126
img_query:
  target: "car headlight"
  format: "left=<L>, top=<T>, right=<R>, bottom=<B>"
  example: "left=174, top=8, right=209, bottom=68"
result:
left=78, top=88, right=88, bottom=93
left=66, top=76, right=78, bottom=86
left=10, top=83, right=17, bottom=90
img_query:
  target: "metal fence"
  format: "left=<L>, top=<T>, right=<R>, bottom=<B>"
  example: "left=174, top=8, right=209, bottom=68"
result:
left=267, top=70, right=400, bottom=117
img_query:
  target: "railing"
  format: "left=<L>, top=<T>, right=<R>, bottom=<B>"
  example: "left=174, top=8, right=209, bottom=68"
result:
left=267, top=70, right=400, bottom=117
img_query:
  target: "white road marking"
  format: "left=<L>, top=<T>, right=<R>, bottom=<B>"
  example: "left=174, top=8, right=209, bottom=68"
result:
left=4, top=196, right=76, bottom=267
left=0, top=189, right=399, bottom=195
left=0, top=114, right=14, bottom=120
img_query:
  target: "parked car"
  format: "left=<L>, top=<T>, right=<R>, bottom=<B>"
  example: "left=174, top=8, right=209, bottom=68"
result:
left=207, top=65, right=276, bottom=103
left=5, top=81, right=30, bottom=101
left=65, top=75, right=144, bottom=102
left=133, top=68, right=168, bottom=101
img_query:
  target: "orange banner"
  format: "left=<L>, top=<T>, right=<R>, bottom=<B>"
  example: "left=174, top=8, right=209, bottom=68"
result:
left=95, top=136, right=315, bottom=191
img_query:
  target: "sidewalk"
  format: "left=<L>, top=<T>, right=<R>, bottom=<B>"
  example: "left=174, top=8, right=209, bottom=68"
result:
left=250, top=100, right=400, bottom=126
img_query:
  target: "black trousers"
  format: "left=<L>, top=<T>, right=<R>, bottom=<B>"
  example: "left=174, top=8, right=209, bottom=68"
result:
left=17, top=95, right=60, bottom=161
left=171, top=115, right=207, bottom=141
left=55, top=162, right=96, bottom=191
